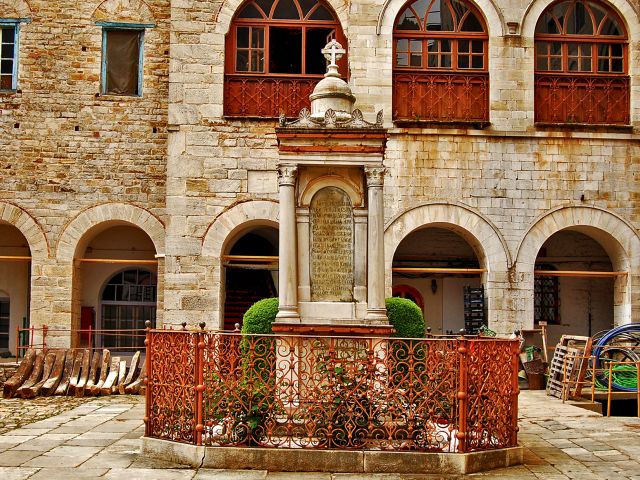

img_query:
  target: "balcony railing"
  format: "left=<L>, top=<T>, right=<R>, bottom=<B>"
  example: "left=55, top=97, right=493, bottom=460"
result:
left=535, top=74, right=630, bottom=125
left=145, top=329, right=519, bottom=453
left=393, top=72, right=489, bottom=124
left=224, top=74, right=319, bottom=118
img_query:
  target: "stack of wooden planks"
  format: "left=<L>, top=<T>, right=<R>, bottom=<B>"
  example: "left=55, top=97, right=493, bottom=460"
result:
left=3, top=348, right=146, bottom=399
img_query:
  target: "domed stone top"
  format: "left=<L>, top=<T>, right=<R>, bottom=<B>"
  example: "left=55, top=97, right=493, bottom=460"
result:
left=309, top=40, right=355, bottom=121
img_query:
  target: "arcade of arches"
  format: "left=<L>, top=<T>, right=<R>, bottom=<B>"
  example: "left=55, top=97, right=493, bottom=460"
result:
left=0, top=205, right=637, bottom=350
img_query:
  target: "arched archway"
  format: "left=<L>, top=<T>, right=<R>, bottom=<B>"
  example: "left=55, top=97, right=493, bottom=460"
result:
left=0, top=202, right=48, bottom=353
left=392, top=226, right=484, bottom=334
left=516, top=206, right=640, bottom=329
left=385, top=203, right=510, bottom=333
left=0, top=224, right=30, bottom=353
left=76, top=224, right=159, bottom=349
left=223, top=226, right=279, bottom=330
left=533, top=229, right=617, bottom=344
left=202, top=200, right=279, bottom=328
left=56, top=204, right=164, bottom=347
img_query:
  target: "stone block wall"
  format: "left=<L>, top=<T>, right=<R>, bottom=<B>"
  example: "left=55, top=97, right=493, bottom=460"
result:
left=164, top=0, right=640, bottom=333
left=0, top=0, right=170, bottom=337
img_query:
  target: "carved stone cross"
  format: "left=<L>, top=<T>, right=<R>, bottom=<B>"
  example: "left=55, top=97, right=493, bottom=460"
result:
left=322, top=40, right=345, bottom=67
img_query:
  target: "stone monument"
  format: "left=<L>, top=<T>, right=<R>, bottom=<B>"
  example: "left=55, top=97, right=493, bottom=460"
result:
left=274, top=41, right=391, bottom=335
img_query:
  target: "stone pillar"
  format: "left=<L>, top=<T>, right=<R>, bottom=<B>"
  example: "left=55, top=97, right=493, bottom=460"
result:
left=276, top=165, right=300, bottom=322
left=296, top=207, right=311, bottom=302
left=353, top=209, right=368, bottom=303
left=365, top=166, right=388, bottom=323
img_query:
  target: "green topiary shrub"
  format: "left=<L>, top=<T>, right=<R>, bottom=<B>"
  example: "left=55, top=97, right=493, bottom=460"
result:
left=386, top=297, right=425, bottom=338
left=241, top=297, right=279, bottom=334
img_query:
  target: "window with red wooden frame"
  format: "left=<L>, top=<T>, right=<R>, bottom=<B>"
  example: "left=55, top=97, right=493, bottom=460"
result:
left=224, top=0, right=347, bottom=118
left=534, top=0, right=629, bottom=125
left=392, top=0, right=489, bottom=124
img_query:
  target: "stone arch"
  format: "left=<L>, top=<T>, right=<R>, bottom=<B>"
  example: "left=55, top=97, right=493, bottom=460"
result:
left=202, top=200, right=279, bottom=329
left=385, top=202, right=512, bottom=333
left=56, top=203, right=165, bottom=262
left=202, top=200, right=279, bottom=258
left=91, top=0, right=156, bottom=24
left=301, top=175, right=363, bottom=207
left=515, top=205, right=640, bottom=325
left=0, top=0, right=31, bottom=18
left=521, top=0, right=640, bottom=39
left=0, top=202, right=49, bottom=261
left=385, top=202, right=510, bottom=272
left=376, top=0, right=504, bottom=36
left=516, top=205, right=638, bottom=271
left=214, top=0, right=349, bottom=35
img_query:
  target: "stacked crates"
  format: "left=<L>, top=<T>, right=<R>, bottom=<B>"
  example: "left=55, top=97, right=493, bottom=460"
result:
left=463, top=286, right=485, bottom=334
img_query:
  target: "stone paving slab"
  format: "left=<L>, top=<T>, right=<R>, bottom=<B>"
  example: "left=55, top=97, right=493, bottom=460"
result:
left=0, top=391, right=638, bottom=478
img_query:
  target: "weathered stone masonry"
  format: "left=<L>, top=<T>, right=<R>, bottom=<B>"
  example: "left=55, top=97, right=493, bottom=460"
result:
left=1, top=0, right=640, bottom=347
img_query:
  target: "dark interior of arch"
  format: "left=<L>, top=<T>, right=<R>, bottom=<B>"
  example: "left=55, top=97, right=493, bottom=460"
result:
left=225, top=227, right=279, bottom=330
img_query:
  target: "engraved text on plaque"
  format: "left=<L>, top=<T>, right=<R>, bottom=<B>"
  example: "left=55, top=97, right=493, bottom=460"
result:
left=310, top=187, right=354, bottom=302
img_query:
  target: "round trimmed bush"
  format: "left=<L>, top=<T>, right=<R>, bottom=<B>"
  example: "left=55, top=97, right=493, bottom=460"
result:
left=242, top=297, right=279, bottom=335
left=386, top=297, right=425, bottom=338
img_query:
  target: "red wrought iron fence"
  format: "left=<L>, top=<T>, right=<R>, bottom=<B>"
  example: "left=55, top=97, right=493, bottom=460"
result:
left=534, top=74, right=630, bottom=125
left=392, top=72, right=489, bottom=124
left=224, top=75, right=319, bottom=118
left=145, top=328, right=519, bottom=453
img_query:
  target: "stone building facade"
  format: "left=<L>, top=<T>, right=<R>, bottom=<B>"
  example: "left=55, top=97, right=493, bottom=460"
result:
left=1, top=0, right=640, bottom=350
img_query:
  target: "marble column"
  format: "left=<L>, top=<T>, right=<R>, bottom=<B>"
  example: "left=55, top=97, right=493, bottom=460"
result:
left=365, top=166, right=388, bottom=323
left=276, top=165, right=300, bottom=322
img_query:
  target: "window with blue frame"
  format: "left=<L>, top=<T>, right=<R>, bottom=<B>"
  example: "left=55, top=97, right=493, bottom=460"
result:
left=0, top=24, right=18, bottom=91
left=102, top=28, right=144, bottom=96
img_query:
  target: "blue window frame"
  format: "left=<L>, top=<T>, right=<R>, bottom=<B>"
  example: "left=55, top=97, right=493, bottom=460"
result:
left=0, top=20, right=19, bottom=91
left=99, top=22, right=153, bottom=96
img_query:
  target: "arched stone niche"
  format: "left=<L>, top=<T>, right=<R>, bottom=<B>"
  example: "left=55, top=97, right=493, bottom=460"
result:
left=0, top=0, right=31, bottom=18
left=91, top=0, right=156, bottom=24
left=309, top=186, right=354, bottom=302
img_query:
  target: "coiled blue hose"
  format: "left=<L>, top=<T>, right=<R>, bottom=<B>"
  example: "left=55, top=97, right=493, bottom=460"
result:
left=592, top=323, right=640, bottom=392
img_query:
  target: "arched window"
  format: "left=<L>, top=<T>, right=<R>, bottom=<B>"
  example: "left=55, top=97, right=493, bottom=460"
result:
left=392, top=0, right=489, bottom=124
left=534, top=0, right=629, bottom=125
left=224, top=0, right=346, bottom=118
left=101, top=268, right=157, bottom=349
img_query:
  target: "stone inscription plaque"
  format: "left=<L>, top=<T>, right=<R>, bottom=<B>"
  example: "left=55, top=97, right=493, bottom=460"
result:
left=310, top=187, right=354, bottom=302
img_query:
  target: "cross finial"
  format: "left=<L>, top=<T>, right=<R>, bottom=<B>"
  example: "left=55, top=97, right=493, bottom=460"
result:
left=321, top=40, right=345, bottom=78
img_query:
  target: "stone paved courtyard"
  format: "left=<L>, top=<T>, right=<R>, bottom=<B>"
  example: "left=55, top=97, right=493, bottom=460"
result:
left=0, top=391, right=638, bottom=479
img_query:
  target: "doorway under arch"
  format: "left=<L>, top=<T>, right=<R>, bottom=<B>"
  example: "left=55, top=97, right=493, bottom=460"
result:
left=74, top=223, right=158, bottom=349
left=392, top=226, right=484, bottom=334
left=534, top=229, right=618, bottom=345
left=223, top=226, right=279, bottom=330
left=0, top=224, right=31, bottom=354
